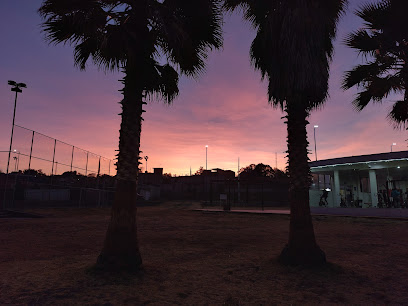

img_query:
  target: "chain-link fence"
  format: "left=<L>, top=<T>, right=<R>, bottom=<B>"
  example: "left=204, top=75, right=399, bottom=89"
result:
left=1, top=125, right=116, bottom=209
left=160, top=175, right=289, bottom=210
left=1, top=125, right=113, bottom=176
left=204, top=179, right=289, bottom=210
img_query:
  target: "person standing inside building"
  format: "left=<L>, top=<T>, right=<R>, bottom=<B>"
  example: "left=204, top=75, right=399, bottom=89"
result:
left=391, top=188, right=399, bottom=208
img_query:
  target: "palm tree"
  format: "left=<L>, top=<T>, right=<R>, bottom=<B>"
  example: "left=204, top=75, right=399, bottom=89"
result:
left=343, top=0, right=408, bottom=128
left=39, top=0, right=222, bottom=271
left=224, top=0, right=347, bottom=265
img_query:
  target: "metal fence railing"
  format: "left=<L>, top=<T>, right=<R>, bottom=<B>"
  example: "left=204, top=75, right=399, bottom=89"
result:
left=1, top=125, right=116, bottom=209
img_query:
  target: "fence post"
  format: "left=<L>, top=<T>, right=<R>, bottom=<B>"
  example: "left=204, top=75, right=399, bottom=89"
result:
left=96, top=156, right=101, bottom=189
left=11, top=173, right=18, bottom=209
left=51, top=139, right=56, bottom=176
left=108, top=160, right=111, bottom=176
left=237, top=176, right=241, bottom=203
left=209, top=181, right=213, bottom=205
left=246, top=182, right=249, bottom=205
left=85, top=152, right=89, bottom=176
left=226, top=181, right=231, bottom=211
left=97, top=157, right=101, bottom=177
left=79, top=188, right=82, bottom=207
left=70, top=146, right=74, bottom=172
left=28, top=131, right=34, bottom=170
left=261, top=183, right=264, bottom=211
left=50, top=139, right=56, bottom=186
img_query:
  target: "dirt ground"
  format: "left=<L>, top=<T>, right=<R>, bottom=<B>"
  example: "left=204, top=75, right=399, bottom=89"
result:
left=1, top=201, right=408, bottom=305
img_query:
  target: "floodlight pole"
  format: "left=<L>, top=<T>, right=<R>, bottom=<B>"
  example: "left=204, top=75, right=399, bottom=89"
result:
left=6, top=91, right=19, bottom=174
left=6, top=82, right=25, bottom=174
left=4, top=80, right=26, bottom=209
left=205, top=145, right=208, bottom=170
left=313, top=125, right=319, bottom=161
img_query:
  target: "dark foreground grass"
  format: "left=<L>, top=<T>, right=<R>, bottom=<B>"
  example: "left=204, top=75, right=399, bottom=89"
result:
left=1, top=202, right=408, bottom=305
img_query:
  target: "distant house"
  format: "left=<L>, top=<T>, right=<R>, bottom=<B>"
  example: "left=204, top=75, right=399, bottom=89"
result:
left=202, top=168, right=235, bottom=180
left=309, top=151, right=408, bottom=208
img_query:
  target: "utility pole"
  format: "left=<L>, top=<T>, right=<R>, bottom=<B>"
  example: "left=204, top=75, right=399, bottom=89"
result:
left=237, top=157, right=240, bottom=203
left=275, top=152, right=278, bottom=169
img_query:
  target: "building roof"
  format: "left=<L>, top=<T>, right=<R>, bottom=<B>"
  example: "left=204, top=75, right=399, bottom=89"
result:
left=310, top=151, right=408, bottom=168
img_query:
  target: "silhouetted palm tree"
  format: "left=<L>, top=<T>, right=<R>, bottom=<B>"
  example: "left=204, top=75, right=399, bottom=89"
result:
left=343, top=0, right=408, bottom=127
left=224, top=0, right=347, bottom=265
left=39, top=0, right=222, bottom=271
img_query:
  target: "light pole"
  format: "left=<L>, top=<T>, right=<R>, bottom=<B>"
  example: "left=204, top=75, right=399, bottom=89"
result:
left=313, top=125, right=319, bottom=161
left=13, top=150, right=20, bottom=172
left=144, top=156, right=148, bottom=173
left=391, top=142, right=396, bottom=152
left=13, top=156, right=18, bottom=172
left=6, top=80, right=26, bottom=174
left=205, top=145, right=208, bottom=170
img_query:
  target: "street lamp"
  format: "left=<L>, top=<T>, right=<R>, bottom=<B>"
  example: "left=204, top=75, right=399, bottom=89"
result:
left=205, top=145, right=208, bottom=170
left=313, top=125, right=319, bottom=161
left=391, top=143, right=396, bottom=152
left=6, top=80, right=26, bottom=174
left=144, top=156, right=148, bottom=173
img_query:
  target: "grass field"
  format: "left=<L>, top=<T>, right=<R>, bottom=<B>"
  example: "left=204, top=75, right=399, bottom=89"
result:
left=1, top=202, right=408, bottom=305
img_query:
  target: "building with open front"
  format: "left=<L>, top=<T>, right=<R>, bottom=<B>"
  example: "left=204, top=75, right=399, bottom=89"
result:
left=309, top=151, right=408, bottom=208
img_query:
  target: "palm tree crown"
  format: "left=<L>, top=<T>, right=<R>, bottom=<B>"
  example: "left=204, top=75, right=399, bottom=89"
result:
left=343, top=0, right=408, bottom=128
left=40, top=0, right=222, bottom=103
left=224, top=1, right=347, bottom=110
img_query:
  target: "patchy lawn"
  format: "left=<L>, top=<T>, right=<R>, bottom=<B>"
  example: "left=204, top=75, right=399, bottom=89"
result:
left=1, top=202, right=408, bottom=305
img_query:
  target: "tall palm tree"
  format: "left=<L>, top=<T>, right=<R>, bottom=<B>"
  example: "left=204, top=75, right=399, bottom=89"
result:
left=224, top=0, right=347, bottom=265
left=343, top=0, right=408, bottom=128
left=39, top=0, right=222, bottom=271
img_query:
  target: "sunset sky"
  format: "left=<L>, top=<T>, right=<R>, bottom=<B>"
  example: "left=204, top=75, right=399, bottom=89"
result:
left=1, top=0, right=407, bottom=176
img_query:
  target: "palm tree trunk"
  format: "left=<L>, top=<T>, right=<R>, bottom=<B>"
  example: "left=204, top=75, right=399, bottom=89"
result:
left=97, top=65, right=143, bottom=271
left=279, top=105, right=326, bottom=265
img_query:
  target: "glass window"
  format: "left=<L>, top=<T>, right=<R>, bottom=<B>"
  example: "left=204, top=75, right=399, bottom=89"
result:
left=324, top=174, right=331, bottom=190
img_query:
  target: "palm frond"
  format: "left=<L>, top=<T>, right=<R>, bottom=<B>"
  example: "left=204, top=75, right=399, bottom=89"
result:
left=344, top=0, right=408, bottom=127
left=39, top=0, right=102, bottom=17
left=342, top=61, right=390, bottom=90
left=356, top=1, right=389, bottom=29
left=145, top=63, right=180, bottom=104
left=352, top=75, right=402, bottom=111
left=74, top=37, right=99, bottom=70
left=352, top=90, right=373, bottom=111
left=388, top=99, right=408, bottom=129
left=157, top=0, right=223, bottom=78
left=344, top=30, right=379, bottom=54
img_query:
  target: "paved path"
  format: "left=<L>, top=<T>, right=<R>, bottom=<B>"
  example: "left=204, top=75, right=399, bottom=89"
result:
left=311, top=207, right=408, bottom=218
left=196, top=207, right=408, bottom=219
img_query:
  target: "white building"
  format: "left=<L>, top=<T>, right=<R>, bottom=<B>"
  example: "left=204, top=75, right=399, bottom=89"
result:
left=309, top=151, right=408, bottom=208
